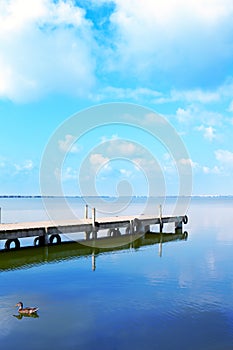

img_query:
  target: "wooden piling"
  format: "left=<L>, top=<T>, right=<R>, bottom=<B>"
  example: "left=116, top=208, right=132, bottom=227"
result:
left=84, top=205, right=88, bottom=219
left=159, top=204, right=163, bottom=232
left=44, top=227, right=49, bottom=245
left=175, top=219, right=183, bottom=234
left=92, top=207, right=96, bottom=231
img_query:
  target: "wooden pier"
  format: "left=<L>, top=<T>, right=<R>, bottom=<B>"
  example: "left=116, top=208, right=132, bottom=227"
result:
left=0, top=206, right=188, bottom=250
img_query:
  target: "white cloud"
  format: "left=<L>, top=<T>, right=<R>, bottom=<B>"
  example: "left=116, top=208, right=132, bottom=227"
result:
left=86, top=138, right=161, bottom=182
left=104, top=138, right=145, bottom=158
left=119, top=168, right=132, bottom=177
left=175, top=104, right=223, bottom=127
left=203, top=165, right=221, bottom=174
left=176, top=106, right=195, bottom=123
left=58, top=134, right=81, bottom=154
left=14, top=159, right=34, bottom=172
left=2, top=0, right=233, bottom=102
left=194, top=149, right=233, bottom=177
left=108, top=141, right=137, bottom=157
left=196, top=125, right=216, bottom=141
left=89, top=153, right=109, bottom=169
left=100, top=134, right=119, bottom=143
left=62, top=166, right=77, bottom=181
left=171, top=89, right=220, bottom=104
left=108, top=0, right=233, bottom=87
left=90, top=86, right=162, bottom=102
left=179, top=158, right=198, bottom=169
left=170, top=156, right=222, bottom=175
left=0, top=0, right=95, bottom=102
left=215, top=149, right=233, bottom=167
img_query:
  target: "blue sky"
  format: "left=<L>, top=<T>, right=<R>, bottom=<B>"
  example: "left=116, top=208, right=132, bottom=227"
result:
left=0, top=0, right=233, bottom=196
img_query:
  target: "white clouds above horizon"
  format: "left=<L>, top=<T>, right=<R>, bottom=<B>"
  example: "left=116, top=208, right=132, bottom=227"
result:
left=0, top=0, right=95, bottom=102
left=215, top=149, right=233, bottom=168
left=1, top=0, right=233, bottom=102
left=196, top=125, right=216, bottom=142
left=14, top=159, right=34, bottom=172
left=58, top=134, right=81, bottom=154
left=108, top=0, right=233, bottom=88
left=1, top=0, right=233, bottom=196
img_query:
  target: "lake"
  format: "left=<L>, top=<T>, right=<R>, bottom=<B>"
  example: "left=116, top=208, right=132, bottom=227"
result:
left=0, top=197, right=233, bottom=349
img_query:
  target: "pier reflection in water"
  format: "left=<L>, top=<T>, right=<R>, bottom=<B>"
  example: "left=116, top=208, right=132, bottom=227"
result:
left=0, top=232, right=188, bottom=272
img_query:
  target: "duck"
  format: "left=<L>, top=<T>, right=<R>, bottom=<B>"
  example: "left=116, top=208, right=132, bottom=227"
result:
left=15, top=302, right=39, bottom=315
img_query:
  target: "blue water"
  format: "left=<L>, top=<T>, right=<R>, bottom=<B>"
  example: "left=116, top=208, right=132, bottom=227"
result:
left=0, top=197, right=233, bottom=349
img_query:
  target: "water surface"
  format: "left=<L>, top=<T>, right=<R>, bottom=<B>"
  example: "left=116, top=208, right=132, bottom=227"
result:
left=0, top=197, right=233, bottom=350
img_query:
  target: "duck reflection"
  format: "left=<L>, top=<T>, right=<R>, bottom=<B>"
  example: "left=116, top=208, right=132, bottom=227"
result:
left=13, top=312, right=39, bottom=320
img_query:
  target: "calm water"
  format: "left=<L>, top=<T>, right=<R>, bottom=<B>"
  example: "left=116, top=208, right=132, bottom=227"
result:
left=0, top=197, right=233, bottom=350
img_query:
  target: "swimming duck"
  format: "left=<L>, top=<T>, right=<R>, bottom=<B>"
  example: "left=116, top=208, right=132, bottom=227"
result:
left=13, top=312, right=39, bottom=319
left=15, top=302, right=39, bottom=314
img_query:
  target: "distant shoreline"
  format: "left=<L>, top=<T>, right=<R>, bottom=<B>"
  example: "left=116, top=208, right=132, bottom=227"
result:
left=0, top=195, right=233, bottom=199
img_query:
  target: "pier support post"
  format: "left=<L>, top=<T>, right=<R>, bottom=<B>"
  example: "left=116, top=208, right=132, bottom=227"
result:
left=130, top=220, right=134, bottom=234
left=92, top=208, right=96, bottom=230
left=125, top=220, right=134, bottom=234
left=0, top=207, right=1, bottom=223
left=84, top=205, right=88, bottom=219
left=85, top=231, right=91, bottom=240
left=159, top=204, right=163, bottom=233
left=133, top=218, right=143, bottom=234
left=92, top=208, right=98, bottom=239
left=175, top=220, right=183, bottom=234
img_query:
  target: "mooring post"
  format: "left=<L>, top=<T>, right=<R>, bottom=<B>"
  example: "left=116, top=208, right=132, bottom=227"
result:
left=84, top=204, right=88, bottom=219
left=130, top=219, right=134, bottom=234
left=92, top=207, right=96, bottom=229
left=92, top=207, right=97, bottom=238
left=159, top=204, right=163, bottom=232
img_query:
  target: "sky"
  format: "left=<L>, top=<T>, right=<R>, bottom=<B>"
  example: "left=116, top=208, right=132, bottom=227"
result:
left=1, top=0, right=233, bottom=196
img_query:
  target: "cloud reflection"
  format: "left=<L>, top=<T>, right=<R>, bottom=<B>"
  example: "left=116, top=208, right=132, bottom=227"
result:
left=0, top=296, right=16, bottom=337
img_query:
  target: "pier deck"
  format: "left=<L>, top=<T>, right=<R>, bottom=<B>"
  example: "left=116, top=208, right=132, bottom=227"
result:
left=0, top=212, right=188, bottom=250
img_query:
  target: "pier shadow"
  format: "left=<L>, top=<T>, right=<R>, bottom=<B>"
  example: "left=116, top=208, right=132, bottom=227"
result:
left=0, top=232, right=188, bottom=272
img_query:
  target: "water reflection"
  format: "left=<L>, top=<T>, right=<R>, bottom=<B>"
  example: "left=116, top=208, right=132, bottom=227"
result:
left=13, top=313, right=39, bottom=320
left=0, top=232, right=188, bottom=272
